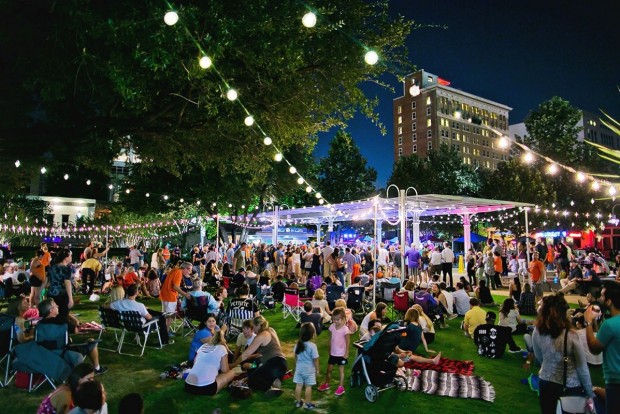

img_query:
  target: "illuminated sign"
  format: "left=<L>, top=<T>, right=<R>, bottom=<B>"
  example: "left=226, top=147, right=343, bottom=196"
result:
left=535, top=231, right=567, bottom=238
left=568, top=232, right=581, bottom=238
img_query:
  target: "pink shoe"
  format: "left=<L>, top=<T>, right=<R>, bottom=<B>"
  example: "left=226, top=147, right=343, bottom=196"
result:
left=318, top=383, right=330, bottom=392
left=334, top=385, right=345, bottom=396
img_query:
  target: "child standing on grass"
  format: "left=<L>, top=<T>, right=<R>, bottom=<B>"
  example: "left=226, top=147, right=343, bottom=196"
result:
left=318, top=307, right=351, bottom=396
left=294, top=322, right=320, bottom=409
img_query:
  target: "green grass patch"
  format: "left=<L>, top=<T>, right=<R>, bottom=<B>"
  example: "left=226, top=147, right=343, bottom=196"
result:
left=0, top=292, right=603, bottom=413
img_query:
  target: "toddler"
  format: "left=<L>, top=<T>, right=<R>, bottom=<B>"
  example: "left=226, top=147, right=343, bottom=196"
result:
left=318, top=307, right=351, bottom=396
left=294, top=322, right=320, bottom=409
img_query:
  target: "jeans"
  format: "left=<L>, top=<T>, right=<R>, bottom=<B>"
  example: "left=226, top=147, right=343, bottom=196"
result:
left=539, top=379, right=585, bottom=414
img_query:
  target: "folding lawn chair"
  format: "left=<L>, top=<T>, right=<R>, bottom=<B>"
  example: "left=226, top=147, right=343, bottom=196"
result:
left=283, top=288, right=303, bottom=321
left=326, top=285, right=345, bottom=310
left=118, top=311, right=163, bottom=357
left=98, top=306, right=124, bottom=352
left=0, top=314, right=16, bottom=387
left=392, top=291, right=410, bottom=320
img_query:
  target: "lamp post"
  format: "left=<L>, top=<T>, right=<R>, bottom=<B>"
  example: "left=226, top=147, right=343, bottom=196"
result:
left=610, top=204, right=620, bottom=226
left=263, top=202, right=290, bottom=246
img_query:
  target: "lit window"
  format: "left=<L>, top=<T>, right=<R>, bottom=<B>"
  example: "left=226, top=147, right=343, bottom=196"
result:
left=398, top=136, right=402, bottom=145
left=398, top=126, right=402, bottom=135
left=397, top=105, right=402, bottom=114
left=427, top=119, right=432, bottom=127
left=411, top=102, right=416, bottom=109
left=427, top=130, right=432, bottom=138
left=412, top=133, right=417, bottom=142
left=412, top=112, right=416, bottom=120
left=398, top=116, right=402, bottom=124
left=412, top=144, right=417, bottom=153
left=412, top=122, right=417, bottom=131
left=427, top=107, right=431, bottom=116
left=426, top=97, right=431, bottom=106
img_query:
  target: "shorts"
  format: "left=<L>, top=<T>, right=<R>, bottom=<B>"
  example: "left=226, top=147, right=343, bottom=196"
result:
left=328, top=356, right=348, bottom=366
left=185, top=381, right=218, bottom=396
left=533, top=282, right=544, bottom=297
left=162, top=301, right=177, bottom=314
left=293, top=366, right=317, bottom=386
left=29, top=275, right=43, bottom=287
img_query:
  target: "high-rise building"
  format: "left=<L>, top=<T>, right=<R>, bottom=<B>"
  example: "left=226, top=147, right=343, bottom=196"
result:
left=510, top=110, right=620, bottom=149
left=393, top=69, right=512, bottom=169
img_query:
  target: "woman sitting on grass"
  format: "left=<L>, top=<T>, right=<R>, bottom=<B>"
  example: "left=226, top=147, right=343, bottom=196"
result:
left=474, top=280, right=496, bottom=306
left=359, top=302, right=388, bottom=337
left=188, top=313, right=219, bottom=364
left=411, top=304, right=437, bottom=344
left=37, top=363, right=94, bottom=414
left=310, top=288, right=332, bottom=324
left=499, top=298, right=530, bottom=335
left=395, top=308, right=441, bottom=364
left=185, top=328, right=236, bottom=396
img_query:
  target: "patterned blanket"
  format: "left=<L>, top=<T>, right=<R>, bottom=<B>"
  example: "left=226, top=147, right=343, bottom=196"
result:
left=404, top=357, right=475, bottom=376
left=407, top=369, right=495, bottom=402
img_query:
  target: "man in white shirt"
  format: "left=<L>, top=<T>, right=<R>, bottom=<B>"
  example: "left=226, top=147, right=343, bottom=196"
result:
left=377, top=243, right=389, bottom=274
left=452, top=282, right=471, bottom=316
left=441, top=242, right=455, bottom=287
left=430, top=246, right=442, bottom=279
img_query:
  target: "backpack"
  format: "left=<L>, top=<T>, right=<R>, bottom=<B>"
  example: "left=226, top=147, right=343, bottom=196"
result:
left=193, top=293, right=220, bottom=314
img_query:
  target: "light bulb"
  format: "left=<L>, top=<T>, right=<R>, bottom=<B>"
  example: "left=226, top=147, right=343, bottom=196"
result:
left=40, top=167, right=47, bottom=174
left=289, top=166, right=297, bottom=174
left=592, top=181, right=600, bottom=190
left=164, top=11, right=179, bottom=26
left=14, top=160, right=20, bottom=168
left=226, top=89, right=238, bottom=101
left=145, top=193, right=150, bottom=197
left=297, top=177, right=304, bottom=184
left=244, top=116, right=254, bottom=126
left=263, top=137, right=272, bottom=146
left=86, top=180, right=91, bottom=185
left=609, top=186, right=617, bottom=196
left=364, top=50, right=379, bottom=65
left=319, top=198, right=325, bottom=205
left=498, top=136, right=509, bottom=149
left=576, top=172, right=586, bottom=182
left=306, top=186, right=312, bottom=193
left=108, top=184, right=113, bottom=189
left=302, top=12, right=317, bottom=28
left=274, top=153, right=283, bottom=162
left=199, top=56, right=212, bottom=69
left=180, top=198, right=184, bottom=203
left=163, top=195, right=169, bottom=200
left=196, top=200, right=201, bottom=205
left=64, top=174, right=69, bottom=180
left=315, top=192, right=322, bottom=199
left=547, top=164, right=558, bottom=174
left=522, top=152, right=534, bottom=163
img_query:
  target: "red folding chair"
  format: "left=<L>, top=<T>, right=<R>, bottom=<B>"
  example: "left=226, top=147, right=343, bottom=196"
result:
left=393, top=290, right=410, bottom=319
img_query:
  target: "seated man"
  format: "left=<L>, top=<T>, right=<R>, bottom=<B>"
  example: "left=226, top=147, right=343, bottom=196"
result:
left=474, top=311, right=522, bottom=358
left=462, top=297, right=487, bottom=338
left=37, top=299, right=108, bottom=374
left=271, top=274, right=287, bottom=303
left=108, top=283, right=172, bottom=345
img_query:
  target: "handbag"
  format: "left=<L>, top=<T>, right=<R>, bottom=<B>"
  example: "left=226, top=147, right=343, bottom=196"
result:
left=555, top=329, right=590, bottom=414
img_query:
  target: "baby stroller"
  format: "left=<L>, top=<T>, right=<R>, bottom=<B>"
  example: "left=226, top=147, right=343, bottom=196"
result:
left=256, top=285, right=275, bottom=313
left=350, top=324, right=408, bottom=402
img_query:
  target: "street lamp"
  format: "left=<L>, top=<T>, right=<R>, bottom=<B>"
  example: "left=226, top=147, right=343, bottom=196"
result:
left=609, top=204, right=620, bottom=226
left=263, top=202, right=290, bottom=245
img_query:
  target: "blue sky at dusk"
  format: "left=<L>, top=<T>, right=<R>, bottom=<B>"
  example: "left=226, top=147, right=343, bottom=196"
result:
left=314, top=0, right=620, bottom=186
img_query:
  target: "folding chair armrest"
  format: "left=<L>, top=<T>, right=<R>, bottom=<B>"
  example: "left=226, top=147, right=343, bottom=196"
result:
left=142, top=319, right=159, bottom=329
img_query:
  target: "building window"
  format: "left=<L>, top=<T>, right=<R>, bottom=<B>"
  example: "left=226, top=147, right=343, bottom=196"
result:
left=411, top=102, right=416, bottom=109
left=412, top=122, right=417, bottom=131
left=428, top=142, right=432, bottom=151
left=412, top=144, right=417, bottom=153
left=61, top=214, right=70, bottom=227
left=398, top=136, right=402, bottom=146
left=427, top=119, right=432, bottom=127
left=398, top=116, right=402, bottom=124
left=397, top=105, right=402, bottom=114
left=426, top=97, right=431, bottom=106
left=398, top=148, right=403, bottom=157
left=412, top=133, right=417, bottom=142
left=426, top=107, right=431, bottom=116
left=411, top=112, right=416, bottom=120
left=398, top=126, right=402, bottom=135
left=427, top=130, right=432, bottom=138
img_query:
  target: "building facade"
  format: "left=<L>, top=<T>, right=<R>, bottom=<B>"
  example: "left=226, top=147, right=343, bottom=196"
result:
left=393, top=69, right=512, bottom=169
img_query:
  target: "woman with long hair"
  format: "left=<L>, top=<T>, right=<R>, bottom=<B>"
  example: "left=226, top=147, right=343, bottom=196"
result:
left=499, top=297, right=529, bottom=335
left=395, top=308, right=441, bottom=364
left=359, top=302, right=388, bottom=337
left=240, top=316, right=288, bottom=396
left=411, top=304, right=436, bottom=344
left=184, top=329, right=235, bottom=395
left=532, top=294, right=594, bottom=413
left=37, top=363, right=95, bottom=414
left=47, top=248, right=75, bottom=323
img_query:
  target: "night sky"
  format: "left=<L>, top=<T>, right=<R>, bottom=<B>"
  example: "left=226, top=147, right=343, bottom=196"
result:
left=315, top=0, right=620, bottom=186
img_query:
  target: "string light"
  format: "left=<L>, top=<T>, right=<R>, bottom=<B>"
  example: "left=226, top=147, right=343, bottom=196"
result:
left=547, top=164, right=558, bottom=174
left=86, top=180, right=91, bottom=185
left=14, top=160, right=20, bottom=168
left=64, top=174, right=69, bottom=180
left=198, top=56, right=212, bottom=69
left=576, top=172, right=586, bottom=182
left=523, top=152, right=534, bottom=163
left=302, top=12, right=317, bottom=28
left=274, top=153, right=283, bottom=162
left=289, top=166, right=297, bottom=174
left=297, top=177, right=304, bottom=185
left=244, top=116, right=254, bottom=126
left=263, top=137, right=272, bottom=146
left=226, top=89, right=238, bottom=101
left=364, top=50, right=379, bottom=65
left=163, top=11, right=179, bottom=26
left=40, top=167, right=47, bottom=174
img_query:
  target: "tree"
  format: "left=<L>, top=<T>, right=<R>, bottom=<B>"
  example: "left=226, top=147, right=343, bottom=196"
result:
left=0, top=0, right=413, bottom=199
left=317, top=130, right=377, bottom=203
left=522, top=96, right=583, bottom=164
left=480, top=159, right=553, bottom=205
left=387, top=144, right=482, bottom=196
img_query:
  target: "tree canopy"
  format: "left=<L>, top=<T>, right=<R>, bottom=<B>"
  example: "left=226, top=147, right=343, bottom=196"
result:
left=0, top=0, right=414, bottom=201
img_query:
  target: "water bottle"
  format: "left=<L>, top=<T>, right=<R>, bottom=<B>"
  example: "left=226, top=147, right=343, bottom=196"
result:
left=553, top=276, right=558, bottom=284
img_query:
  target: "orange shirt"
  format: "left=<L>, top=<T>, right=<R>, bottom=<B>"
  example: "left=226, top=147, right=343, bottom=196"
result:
left=162, top=248, right=170, bottom=261
left=493, top=256, right=502, bottom=273
left=529, top=259, right=545, bottom=283
left=160, top=268, right=182, bottom=302
left=30, top=259, right=46, bottom=281
left=40, top=251, right=51, bottom=267
left=123, top=271, right=140, bottom=288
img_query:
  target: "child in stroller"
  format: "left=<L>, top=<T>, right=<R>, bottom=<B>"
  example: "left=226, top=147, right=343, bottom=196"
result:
left=350, top=323, right=409, bottom=402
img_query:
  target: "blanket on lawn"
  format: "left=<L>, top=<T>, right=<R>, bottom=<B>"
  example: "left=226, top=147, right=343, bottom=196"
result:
left=404, top=357, right=475, bottom=376
left=408, top=369, right=495, bottom=402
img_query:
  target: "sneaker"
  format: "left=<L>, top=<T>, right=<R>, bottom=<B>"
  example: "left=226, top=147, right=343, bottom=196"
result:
left=295, top=400, right=303, bottom=408
left=318, top=383, right=330, bottom=392
left=305, top=403, right=317, bottom=409
left=509, top=348, right=523, bottom=354
left=334, top=385, right=345, bottom=396
left=94, top=366, right=108, bottom=375
left=264, top=387, right=283, bottom=398
left=448, top=313, right=458, bottom=320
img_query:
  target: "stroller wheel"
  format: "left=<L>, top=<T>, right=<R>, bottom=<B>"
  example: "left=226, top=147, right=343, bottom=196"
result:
left=394, top=375, right=408, bottom=392
left=364, top=384, right=379, bottom=402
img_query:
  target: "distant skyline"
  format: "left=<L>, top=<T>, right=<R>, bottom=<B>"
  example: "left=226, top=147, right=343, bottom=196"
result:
left=315, top=0, right=620, bottom=186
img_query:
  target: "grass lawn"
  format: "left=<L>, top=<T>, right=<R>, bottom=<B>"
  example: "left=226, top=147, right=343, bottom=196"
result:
left=0, top=293, right=604, bottom=414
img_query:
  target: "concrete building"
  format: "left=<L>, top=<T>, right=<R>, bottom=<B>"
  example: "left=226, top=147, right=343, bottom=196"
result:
left=393, top=69, right=512, bottom=169
left=27, top=195, right=96, bottom=227
left=509, top=110, right=619, bottom=149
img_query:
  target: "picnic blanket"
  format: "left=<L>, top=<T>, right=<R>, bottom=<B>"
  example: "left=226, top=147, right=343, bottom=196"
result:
left=408, top=369, right=495, bottom=402
left=404, top=357, right=475, bottom=376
